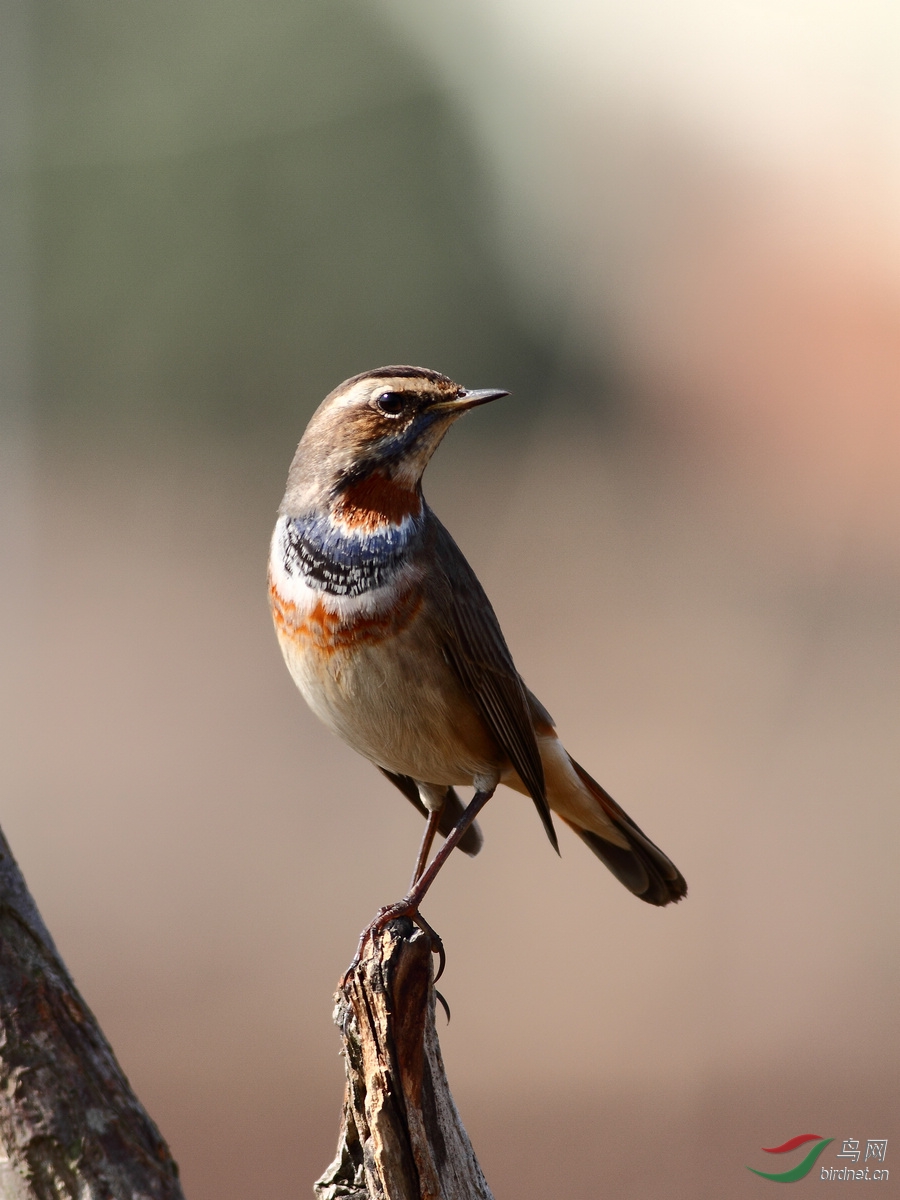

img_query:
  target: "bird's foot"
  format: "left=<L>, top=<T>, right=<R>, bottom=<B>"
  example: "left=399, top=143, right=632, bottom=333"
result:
left=341, top=896, right=446, bottom=987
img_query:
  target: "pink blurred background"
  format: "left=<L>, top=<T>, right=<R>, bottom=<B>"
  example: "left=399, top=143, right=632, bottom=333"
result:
left=1, top=1, right=897, bottom=1196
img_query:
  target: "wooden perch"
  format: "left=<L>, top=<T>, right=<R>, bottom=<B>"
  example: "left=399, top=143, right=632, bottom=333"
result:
left=0, top=819, right=492, bottom=1200
left=316, top=919, right=494, bottom=1200
left=0, top=824, right=184, bottom=1200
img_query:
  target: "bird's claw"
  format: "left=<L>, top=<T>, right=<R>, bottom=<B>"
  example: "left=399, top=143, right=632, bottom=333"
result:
left=341, top=898, right=446, bottom=987
left=434, top=988, right=451, bottom=1023
left=407, top=908, right=446, bottom=982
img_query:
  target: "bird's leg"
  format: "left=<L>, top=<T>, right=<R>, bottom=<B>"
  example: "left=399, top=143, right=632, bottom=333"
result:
left=343, top=787, right=495, bottom=986
left=409, top=801, right=444, bottom=891
left=405, top=786, right=494, bottom=910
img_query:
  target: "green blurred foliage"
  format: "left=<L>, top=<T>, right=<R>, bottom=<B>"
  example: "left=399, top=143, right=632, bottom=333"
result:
left=30, top=0, right=561, bottom=438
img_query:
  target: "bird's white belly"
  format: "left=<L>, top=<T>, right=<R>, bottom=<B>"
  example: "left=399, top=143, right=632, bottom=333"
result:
left=269, top=567, right=495, bottom=786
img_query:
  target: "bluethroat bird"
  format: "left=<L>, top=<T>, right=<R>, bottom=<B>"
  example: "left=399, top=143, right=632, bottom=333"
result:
left=269, top=366, right=686, bottom=955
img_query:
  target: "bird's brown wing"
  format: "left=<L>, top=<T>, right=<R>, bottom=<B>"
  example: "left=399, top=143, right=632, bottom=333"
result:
left=427, top=516, right=559, bottom=852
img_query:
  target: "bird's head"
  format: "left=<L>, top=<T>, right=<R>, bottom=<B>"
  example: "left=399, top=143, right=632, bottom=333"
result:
left=280, top=366, right=508, bottom=518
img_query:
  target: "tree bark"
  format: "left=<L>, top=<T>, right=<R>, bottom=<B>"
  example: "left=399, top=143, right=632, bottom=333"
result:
left=0, top=821, right=493, bottom=1200
left=315, top=919, right=494, bottom=1200
left=0, top=824, right=185, bottom=1200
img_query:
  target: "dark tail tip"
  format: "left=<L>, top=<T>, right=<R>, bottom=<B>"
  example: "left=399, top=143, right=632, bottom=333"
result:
left=576, top=827, right=687, bottom=906
left=563, top=755, right=687, bottom=906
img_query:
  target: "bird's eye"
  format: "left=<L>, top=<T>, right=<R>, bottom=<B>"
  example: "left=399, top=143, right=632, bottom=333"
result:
left=374, top=391, right=405, bottom=416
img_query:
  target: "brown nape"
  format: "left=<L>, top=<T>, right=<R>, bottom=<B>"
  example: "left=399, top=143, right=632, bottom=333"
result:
left=341, top=364, right=458, bottom=389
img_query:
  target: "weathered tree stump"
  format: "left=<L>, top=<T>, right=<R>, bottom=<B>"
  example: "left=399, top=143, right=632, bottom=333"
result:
left=315, top=919, right=494, bottom=1200
left=0, top=819, right=493, bottom=1200
left=0, top=825, right=184, bottom=1200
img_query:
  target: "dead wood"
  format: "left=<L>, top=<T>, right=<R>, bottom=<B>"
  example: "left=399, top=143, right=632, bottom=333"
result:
left=0, top=824, right=184, bottom=1200
left=315, top=919, right=494, bottom=1200
left=0, top=819, right=494, bottom=1200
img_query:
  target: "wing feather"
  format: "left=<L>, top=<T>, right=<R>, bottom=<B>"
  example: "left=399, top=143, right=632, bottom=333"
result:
left=428, top=517, right=559, bottom=851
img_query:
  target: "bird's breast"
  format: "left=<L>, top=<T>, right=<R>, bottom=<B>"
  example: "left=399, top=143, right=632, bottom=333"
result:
left=268, top=512, right=500, bottom=783
left=269, top=573, right=424, bottom=655
left=276, top=505, right=422, bottom=598
left=267, top=511, right=427, bottom=667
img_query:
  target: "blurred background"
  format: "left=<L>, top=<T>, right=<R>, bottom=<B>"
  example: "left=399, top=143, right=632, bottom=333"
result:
left=1, top=0, right=897, bottom=1196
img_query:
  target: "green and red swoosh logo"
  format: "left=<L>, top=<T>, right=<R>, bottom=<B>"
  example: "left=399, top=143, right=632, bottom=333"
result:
left=747, top=1134, right=834, bottom=1181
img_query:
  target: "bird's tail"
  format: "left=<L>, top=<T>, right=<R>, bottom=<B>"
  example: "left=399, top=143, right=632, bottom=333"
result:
left=560, top=754, right=687, bottom=906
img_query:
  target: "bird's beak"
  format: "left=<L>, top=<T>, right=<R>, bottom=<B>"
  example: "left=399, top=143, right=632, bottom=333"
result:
left=430, top=388, right=510, bottom=413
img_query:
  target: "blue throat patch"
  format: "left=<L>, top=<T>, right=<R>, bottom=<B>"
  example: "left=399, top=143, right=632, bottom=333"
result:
left=282, top=512, right=423, bottom=597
